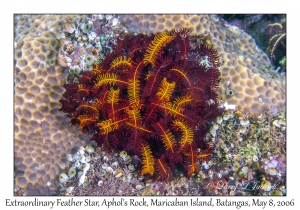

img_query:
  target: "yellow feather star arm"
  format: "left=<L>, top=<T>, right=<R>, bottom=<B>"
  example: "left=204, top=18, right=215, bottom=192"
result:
left=143, top=30, right=175, bottom=65
left=165, top=102, right=184, bottom=117
left=98, top=119, right=119, bottom=134
left=125, top=122, right=152, bottom=133
left=98, top=118, right=127, bottom=134
left=187, top=145, right=198, bottom=175
left=78, top=101, right=100, bottom=116
left=157, top=122, right=176, bottom=153
left=173, top=94, right=192, bottom=110
left=92, top=99, right=102, bottom=109
left=141, top=144, right=155, bottom=176
left=77, top=115, right=97, bottom=129
left=157, top=158, right=167, bottom=175
left=126, top=106, right=141, bottom=125
left=107, top=87, right=120, bottom=104
left=109, top=56, right=132, bottom=70
left=152, top=102, right=197, bottom=124
left=173, top=120, right=194, bottom=151
left=91, top=64, right=104, bottom=75
left=78, top=84, right=89, bottom=95
left=107, top=87, right=120, bottom=119
left=144, top=72, right=152, bottom=81
left=128, top=78, right=141, bottom=105
left=156, top=77, right=176, bottom=102
left=269, top=33, right=286, bottom=60
left=127, top=61, right=143, bottom=106
left=94, top=73, right=129, bottom=87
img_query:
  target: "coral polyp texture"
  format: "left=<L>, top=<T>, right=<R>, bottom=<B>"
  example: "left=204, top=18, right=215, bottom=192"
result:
left=14, top=15, right=91, bottom=195
left=59, top=29, right=221, bottom=180
left=119, top=14, right=286, bottom=114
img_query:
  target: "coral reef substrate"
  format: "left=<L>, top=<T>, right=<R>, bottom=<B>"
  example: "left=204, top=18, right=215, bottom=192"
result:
left=14, top=14, right=286, bottom=195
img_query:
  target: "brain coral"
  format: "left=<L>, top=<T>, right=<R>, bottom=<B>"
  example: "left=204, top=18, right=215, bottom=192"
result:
left=14, top=15, right=91, bottom=195
left=14, top=14, right=286, bottom=195
left=119, top=14, right=286, bottom=114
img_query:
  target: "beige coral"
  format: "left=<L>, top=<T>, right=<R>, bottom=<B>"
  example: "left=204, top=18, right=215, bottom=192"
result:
left=14, top=15, right=90, bottom=195
left=119, top=14, right=286, bottom=114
